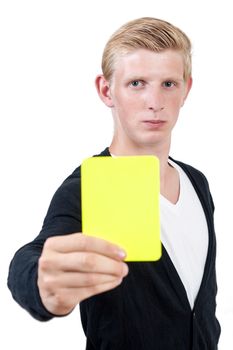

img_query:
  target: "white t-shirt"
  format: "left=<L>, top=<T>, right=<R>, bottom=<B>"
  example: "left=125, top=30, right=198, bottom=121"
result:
left=160, top=159, right=209, bottom=309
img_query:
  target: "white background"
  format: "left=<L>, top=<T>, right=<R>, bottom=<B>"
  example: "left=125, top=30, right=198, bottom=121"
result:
left=0, top=0, right=232, bottom=348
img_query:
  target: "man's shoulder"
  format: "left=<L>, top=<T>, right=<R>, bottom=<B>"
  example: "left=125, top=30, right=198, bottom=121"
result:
left=60, top=147, right=111, bottom=188
left=169, top=157, right=208, bottom=183
left=169, top=157, right=215, bottom=212
left=169, top=156, right=212, bottom=199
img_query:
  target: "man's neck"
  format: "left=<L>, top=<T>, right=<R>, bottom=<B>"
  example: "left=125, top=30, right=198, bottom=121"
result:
left=109, top=139, right=171, bottom=181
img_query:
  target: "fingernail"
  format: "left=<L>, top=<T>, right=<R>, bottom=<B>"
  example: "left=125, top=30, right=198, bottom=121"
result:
left=117, top=249, right=127, bottom=259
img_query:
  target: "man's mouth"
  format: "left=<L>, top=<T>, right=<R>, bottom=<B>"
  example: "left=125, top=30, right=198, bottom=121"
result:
left=143, top=120, right=166, bottom=126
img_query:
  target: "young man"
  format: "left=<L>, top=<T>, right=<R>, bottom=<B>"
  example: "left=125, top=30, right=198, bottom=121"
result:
left=8, top=17, right=220, bottom=349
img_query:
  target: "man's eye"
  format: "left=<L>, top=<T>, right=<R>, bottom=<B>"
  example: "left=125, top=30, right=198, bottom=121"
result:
left=130, top=80, right=142, bottom=87
left=163, top=81, right=176, bottom=88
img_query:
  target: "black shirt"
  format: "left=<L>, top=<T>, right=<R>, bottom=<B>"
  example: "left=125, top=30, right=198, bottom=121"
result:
left=8, top=148, right=221, bottom=349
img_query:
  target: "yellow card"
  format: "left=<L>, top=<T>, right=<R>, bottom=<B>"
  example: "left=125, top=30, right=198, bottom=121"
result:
left=81, top=156, right=161, bottom=261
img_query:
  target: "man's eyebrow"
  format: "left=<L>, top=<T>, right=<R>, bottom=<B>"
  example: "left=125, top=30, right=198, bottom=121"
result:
left=123, top=75, right=147, bottom=81
left=123, top=75, right=184, bottom=82
left=162, top=76, right=184, bottom=82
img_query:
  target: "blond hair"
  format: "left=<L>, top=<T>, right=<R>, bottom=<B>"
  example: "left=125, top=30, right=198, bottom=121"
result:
left=102, top=17, right=192, bottom=82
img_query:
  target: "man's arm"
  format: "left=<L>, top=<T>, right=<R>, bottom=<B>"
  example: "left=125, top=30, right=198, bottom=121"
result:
left=7, top=168, right=128, bottom=320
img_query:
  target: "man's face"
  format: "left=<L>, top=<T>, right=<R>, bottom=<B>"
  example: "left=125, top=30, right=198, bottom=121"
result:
left=106, top=49, right=192, bottom=152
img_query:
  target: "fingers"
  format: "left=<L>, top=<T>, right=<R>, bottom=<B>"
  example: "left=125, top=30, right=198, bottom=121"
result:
left=74, top=278, right=124, bottom=302
left=41, top=271, right=124, bottom=289
left=45, top=233, right=127, bottom=261
left=42, top=278, right=124, bottom=315
left=45, top=251, right=128, bottom=275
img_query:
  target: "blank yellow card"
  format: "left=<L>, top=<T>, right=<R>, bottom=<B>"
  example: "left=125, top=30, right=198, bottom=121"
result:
left=81, top=156, right=161, bottom=261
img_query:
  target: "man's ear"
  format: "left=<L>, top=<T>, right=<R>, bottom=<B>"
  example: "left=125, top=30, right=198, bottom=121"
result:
left=181, top=77, right=193, bottom=107
left=95, top=75, right=114, bottom=108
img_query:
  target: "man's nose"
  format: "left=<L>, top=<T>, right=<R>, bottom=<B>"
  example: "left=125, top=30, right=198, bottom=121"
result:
left=146, top=87, right=165, bottom=112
